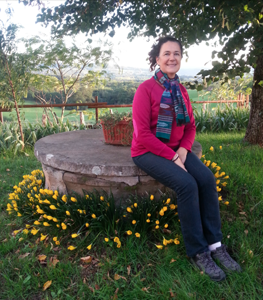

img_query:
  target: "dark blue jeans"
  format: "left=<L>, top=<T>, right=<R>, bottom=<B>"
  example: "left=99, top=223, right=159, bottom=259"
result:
left=133, top=151, right=223, bottom=257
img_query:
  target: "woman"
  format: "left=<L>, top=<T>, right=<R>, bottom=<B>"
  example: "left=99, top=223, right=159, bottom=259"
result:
left=131, top=36, right=241, bottom=282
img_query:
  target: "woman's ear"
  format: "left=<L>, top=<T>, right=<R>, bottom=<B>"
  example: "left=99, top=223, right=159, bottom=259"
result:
left=156, top=56, right=159, bottom=65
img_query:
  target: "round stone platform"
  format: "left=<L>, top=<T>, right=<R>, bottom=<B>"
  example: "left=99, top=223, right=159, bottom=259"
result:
left=34, top=130, right=202, bottom=199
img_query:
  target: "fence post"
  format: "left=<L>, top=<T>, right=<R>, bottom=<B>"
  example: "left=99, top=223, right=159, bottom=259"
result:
left=95, top=96, right=98, bottom=123
left=80, top=111, right=85, bottom=125
left=202, top=103, right=206, bottom=113
left=0, top=111, right=3, bottom=123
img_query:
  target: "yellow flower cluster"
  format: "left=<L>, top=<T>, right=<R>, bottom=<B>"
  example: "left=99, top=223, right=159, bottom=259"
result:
left=202, top=147, right=230, bottom=206
left=114, top=237, right=121, bottom=248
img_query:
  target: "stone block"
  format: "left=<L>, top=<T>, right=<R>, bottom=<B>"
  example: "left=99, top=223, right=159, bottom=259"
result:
left=42, top=164, right=67, bottom=194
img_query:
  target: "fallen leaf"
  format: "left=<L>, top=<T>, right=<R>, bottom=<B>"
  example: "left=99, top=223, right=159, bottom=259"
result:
left=38, top=254, right=47, bottom=261
left=2, top=238, right=7, bottom=243
left=170, top=259, right=176, bottom=263
left=52, top=247, right=60, bottom=251
left=140, top=278, right=146, bottom=282
left=80, top=256, right=92, bottom=264
left=43, top=280, right=52, bottom=291
left=169, top=288, right=175, bottom=297
left=163, top=229, right=171, bottom=234
left=14, top=268, right=19, bottom=271
left=141, top=287, right=150, bottom=292
left=88, top=286, right=94, bottom=293
left=18, top=252, right=30, bottom=259
left=114, top=274, right=121, bottom=281
left=6, top=169, right=10, bottom=172
left=115, top=288, right=119, bottom=294
left=95, top=284, right=100, bottom=290
left=244, top=229, right=248, bottom=236
left=127, top=265, right=131, bottom=276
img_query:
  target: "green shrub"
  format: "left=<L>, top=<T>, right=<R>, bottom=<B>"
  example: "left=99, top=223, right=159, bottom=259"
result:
left=194, top=105, right=249, bottom=132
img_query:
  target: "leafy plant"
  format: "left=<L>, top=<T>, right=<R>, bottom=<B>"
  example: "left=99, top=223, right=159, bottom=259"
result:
left=100, top=110, right=133, bottom=146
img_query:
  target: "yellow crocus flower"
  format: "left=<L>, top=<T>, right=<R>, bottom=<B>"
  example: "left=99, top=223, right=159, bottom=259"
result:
left=156, top=245, right=163, bottom=249
left=126, top=207, right=132, bottom=213
left=71, top=233, right=79, bottom=238
left=68, top=246, right=76, bottom=251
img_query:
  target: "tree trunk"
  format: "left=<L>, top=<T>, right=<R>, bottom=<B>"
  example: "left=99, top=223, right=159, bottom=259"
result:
left=244, top=54, right=263, bottom=146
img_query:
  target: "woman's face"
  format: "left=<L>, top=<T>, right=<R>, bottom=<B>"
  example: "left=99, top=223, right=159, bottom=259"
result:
left=156, top=41, right=182, bottom=78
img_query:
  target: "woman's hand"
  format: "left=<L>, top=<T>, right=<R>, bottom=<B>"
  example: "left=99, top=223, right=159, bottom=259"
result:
left=176, top=147, right=188, bottom=164
left=172, top=155, right=188, bottom=172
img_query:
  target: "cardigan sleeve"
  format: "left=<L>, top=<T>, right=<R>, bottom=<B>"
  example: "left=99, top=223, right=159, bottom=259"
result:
left=178, top=85, right=196, bottom=151
left=132, top=83, right=176, bottom=160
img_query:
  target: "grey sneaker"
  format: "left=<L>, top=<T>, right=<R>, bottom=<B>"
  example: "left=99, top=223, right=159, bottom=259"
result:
left=190, top=251, right=226, bottom=282
left=211, top=244, right=242, bottom=273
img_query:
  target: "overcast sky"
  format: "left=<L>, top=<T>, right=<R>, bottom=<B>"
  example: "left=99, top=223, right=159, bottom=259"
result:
left=0, top=0, right=218, bottom=75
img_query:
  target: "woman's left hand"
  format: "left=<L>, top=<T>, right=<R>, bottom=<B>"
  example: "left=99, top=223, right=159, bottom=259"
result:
left=177, top=147, right=188, bottom=164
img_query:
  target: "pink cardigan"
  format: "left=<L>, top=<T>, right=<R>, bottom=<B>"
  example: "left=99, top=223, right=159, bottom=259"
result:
left=131, top=77, right=196, bottom=160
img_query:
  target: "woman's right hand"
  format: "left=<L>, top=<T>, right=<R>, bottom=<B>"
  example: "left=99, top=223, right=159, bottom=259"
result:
left=173, top=157, right=188, bottom=172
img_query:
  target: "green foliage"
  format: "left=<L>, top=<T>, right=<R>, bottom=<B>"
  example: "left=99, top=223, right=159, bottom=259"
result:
left=93, top=80, right=140, bottom=105
left=198, top=75, right=253, bottom=101
left=29, top=38, right=113, bottom=120
left=0, top=120, right=96, bottom=153
left=100, top=110, right=132, bottom=124
left=0, top=24, right=40, bottom=108
left=1, top=132, right=263, bottom=298
left=22, top=0, right=263, bottom=144
left=194, top=105, right=250, bottom=133
left=25, top=0, right=263, bottom=80
left=0, top=122, right=25, bottom=154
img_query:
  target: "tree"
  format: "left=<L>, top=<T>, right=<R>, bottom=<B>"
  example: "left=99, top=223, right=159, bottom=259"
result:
left=30, top=38, right=112, bottom=121
left=0, top=22, right=39, bottom=149
left=24, top=0, right=263, bottom=145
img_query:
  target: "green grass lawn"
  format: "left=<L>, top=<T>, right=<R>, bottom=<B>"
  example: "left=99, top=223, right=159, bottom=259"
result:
left=0, top=131, right=262, bottom=299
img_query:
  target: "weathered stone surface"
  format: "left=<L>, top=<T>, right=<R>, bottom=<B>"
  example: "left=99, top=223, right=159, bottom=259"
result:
left=192, top=141, right=202, bottom=159
left=42, top=164, right=67, bottom=194
left=34, top=130, right=202, bottom=199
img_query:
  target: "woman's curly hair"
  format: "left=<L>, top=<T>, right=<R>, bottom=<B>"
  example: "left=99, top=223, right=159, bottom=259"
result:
left=148, top=36, right=183, bottom=71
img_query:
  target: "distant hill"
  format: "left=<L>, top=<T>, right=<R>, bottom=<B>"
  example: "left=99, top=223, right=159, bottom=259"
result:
left=107, top=66, right=202, bottom=81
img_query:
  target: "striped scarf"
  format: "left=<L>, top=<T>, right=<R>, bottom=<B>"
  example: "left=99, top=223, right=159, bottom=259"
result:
left=154, top=69, right=190, bottom=141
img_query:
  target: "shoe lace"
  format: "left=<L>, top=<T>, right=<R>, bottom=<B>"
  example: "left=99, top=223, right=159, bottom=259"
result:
left=217, top=246, right=233, bottom=264
left=200, top=252, right=218, bottom=271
